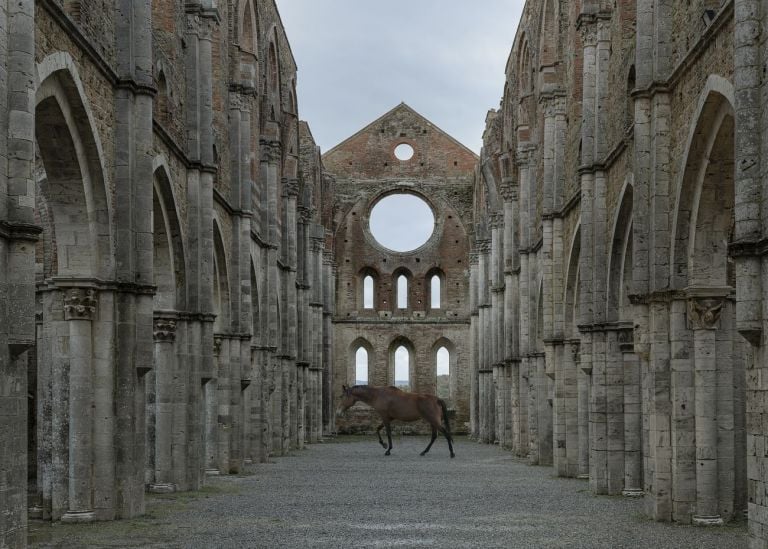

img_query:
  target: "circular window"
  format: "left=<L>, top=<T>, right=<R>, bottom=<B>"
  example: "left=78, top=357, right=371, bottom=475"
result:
left=369, top=193, right=435, bottom=252
left=394, top=143, right=414, bottom=161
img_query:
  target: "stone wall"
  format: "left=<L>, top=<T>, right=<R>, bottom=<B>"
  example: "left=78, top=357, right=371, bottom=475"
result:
left=472, top=0, right=768, bottom=544
left=0, top=1, right=334, bottom=545
left=326, top=104, right=474, bottom=433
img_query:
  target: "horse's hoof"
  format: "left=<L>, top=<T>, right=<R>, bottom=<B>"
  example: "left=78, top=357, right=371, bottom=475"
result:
left=419, top=452, right=426, bottom=457
left=379, top=442, right=387, bottom=449
left=450, top=453, right=455, bottom=459
left=384, top=451, right=391, bottom=456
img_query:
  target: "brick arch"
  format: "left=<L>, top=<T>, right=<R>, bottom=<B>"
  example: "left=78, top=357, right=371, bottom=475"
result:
left=358, top=266, right=379, bottom=310
left=425, top=267, right=445, bottom=310
left=35, top=52, right=113, bottom=279
left=250, top=258, right=260, bottom=343
left=538, top=0, right=560, bottom=88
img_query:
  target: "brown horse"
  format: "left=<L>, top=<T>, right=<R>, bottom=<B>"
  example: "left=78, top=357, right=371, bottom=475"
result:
left=336, top=385, right=455, bottom=458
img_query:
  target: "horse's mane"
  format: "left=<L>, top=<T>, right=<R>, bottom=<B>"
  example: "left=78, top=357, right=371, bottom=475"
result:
left=388, top=385, right=402, bottom=391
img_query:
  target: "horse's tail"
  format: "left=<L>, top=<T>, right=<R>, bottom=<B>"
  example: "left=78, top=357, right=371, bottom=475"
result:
left=438, top=398, right=452, bottom=435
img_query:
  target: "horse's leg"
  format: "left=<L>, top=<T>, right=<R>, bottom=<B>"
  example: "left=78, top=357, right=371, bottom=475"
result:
left=376, top=423, right=387, bottom=449
left=384, top=422, right=393, bottom=456
left=420, top=426, right=437, bottom=456
left=439, top=426, right=455, bottom=458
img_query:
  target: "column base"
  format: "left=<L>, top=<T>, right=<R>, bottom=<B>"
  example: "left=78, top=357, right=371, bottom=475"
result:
left=61, top=510, right=95, bottom=523
left=205, top=469, right=220, bottom=476
left=692, top=515, right=723, bottom=526
left=28, top=505, right=43, bottom=519
left=577, top=474, right=590, bottom=480
left=244, top=459, right=253, bottom=465
left=148, top=482, right=177, bottom=493
left=621, top=488, right=644, bottom=498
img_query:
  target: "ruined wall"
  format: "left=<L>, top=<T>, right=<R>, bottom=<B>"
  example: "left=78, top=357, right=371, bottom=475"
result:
left=326, top=104, right=475, bottom=433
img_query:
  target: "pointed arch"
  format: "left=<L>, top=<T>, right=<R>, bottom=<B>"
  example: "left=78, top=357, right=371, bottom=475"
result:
left=432, top=337, right=456, bottom=401
left=607, top=180, right=634, bottom=322
left=238, top=0, right=258, bottom=54
left=35, top=52, right=113, bottom=280
left=539, top=0, right=559, bottom=77
left=392, top=267, right=413, bottom=311
left=349, top=338, right=374, bottom=386
left=670, top=76, right=736, bottom=289
left=564, top=224, right=581, bottom=338
left=250, top=258, right=260, bottom=342
left=427, top=267, right=445, bottom=310
left=358, top=266, right=378, bottom=310
left=152, top=157, right=187, bottom=310
left=389, top=336, right=415, bottom=391
left=213, top=219, right=231, bottom=332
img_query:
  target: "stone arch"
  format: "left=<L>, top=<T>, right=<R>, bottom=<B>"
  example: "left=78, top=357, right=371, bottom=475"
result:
left=265, top=31, right=280, bottom=98
left=35, top=52, right=113, bottom=279
left=538, top=0, right=560, bottom=90
left=534, top=277, right=544, bottom=352
left=238, top=0, right=258, bottom=54
left=671, top=75, right=735, bottom=288
left=152, top=158, right=187, bottom=311
left=389, top=336, right=415, bottom=390
left=349, top=338, right=373, bottom=386
left=564, top=224, right=581, bottom=338
left=213, top=219, right=231, bottom=332
left=625, top=65, right=636, bottom=131
left=250, top=258, right=260, bottom=341
left=607, top=180, right=633, bottom=322
left=668, top=75, right=746, bottom=523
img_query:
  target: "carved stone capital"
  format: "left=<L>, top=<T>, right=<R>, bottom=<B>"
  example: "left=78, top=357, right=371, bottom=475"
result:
left=500, top=182, right=518, bottom=202
left=260, top=139, right=282, bottom=163
left=284, top=177, right=300, bottom=197
left=214, top=336, right=223, bottom=355
left=542, top=96, right=567, bottom=118
left=64, top=289, right=97, bottom=321
left=153, top=319, right=177, bottom=342
left=579, top=22, right=598, bottom=47
left=687, top=298, right=724, bottom=330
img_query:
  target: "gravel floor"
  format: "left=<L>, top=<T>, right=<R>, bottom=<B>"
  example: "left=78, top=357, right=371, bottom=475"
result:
left=30, top=436, right=747, bottom=548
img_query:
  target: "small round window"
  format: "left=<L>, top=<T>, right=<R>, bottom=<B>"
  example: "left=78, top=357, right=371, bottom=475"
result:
left=394, top=143, right=414, bottom=161
left=369, top=193, right=435, bottom=252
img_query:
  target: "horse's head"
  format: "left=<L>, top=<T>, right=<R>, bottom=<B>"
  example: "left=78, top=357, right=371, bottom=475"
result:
left=336, top=385, right=357, bottom=417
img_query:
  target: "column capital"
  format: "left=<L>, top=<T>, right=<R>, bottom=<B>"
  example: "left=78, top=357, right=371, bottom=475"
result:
left=64, top=289, right=97, bottom=321
left=153, top=318, right=177, bottom=342
left=283, top=177, right=300, bottom=197
left=499, top=182, right=518, bottom=202
left=259, top=139, right=282, bottom=163
left=214, top=335, right=223, bottom=355
left=687, top=297, right=724, bottom=330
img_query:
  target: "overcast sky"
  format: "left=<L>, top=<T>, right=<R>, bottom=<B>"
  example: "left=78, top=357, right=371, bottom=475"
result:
left=276, top=0, right=525, bottom=154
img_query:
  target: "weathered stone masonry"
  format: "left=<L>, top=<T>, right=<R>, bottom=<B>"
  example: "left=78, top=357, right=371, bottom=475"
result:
left=0, top=1, right=334, bottom=546
left=473, top=0, right=768, bottom=546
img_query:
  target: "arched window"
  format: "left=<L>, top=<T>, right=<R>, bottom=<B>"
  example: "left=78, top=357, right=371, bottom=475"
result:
left=436, top=346, right=450, bottom=399
left=363, top=275, right=374, bottom=309
left=394, top=345, right=410, bottom=390
left=241, top=0, right=257, bottom=53
left=355, top=347, right=369, bottom=385
left=156, top=70, right=169, bottom=120
left=397, top=275, right=408, bottom=309
left=268, top=42, right=279, bottom=94
left=430, top=274, right=441, bottom=309
left=626, top=65, right=636, bottom=131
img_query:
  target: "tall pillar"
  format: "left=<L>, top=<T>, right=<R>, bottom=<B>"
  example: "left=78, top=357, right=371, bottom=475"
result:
left=149, top=318, right=177, bottom=492
left=60, top=289, right=97, bottom=523
left=469, top=253, right=479, bottom=438
left=689, top=297, right=725, bottom=526
left=621, top=328, right=643, bottom=497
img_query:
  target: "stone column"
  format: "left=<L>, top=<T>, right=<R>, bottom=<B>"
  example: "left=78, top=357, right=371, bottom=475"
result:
left=150, top=318, right=177, bottom=492
left=469, top=253, right=479, bottom=438
left=61, top=289, right=97, bottom=523
left=688, top=297, right=725, bottom=525
left=205, top=337, right=221, bottom=474
left=621, top=328, right=643, bottom=497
